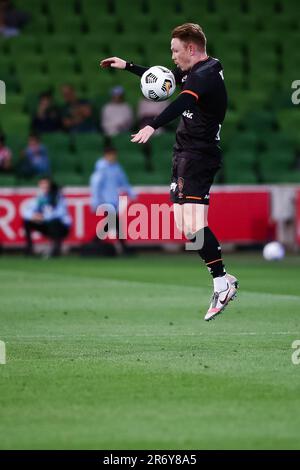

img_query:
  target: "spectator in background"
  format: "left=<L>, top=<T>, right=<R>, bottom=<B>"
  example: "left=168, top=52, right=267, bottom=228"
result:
left=22, top=176, right=71, bottom=257
left=18, top=133, right=50, bottom=178
left=31, top=91, right=62, bottom=133
left=61, top=84, right=95, bottom=133
left=101, top=86, right=133, bottom=136
left=0, top=134, right=12, bottom=172
left=90, top=144, right=135, bottom=255
left=137, top=98, right=169, bottom=172
left=0, top=0, right=30, bottom=37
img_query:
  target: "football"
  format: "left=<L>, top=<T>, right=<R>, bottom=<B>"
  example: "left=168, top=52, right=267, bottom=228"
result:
left=263, top=241, right=285, bottom=261
left=140, top=65, right=176, bottom=101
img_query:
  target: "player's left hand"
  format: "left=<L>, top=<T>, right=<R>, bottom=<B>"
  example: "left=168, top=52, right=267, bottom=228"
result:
left=131, top=126, right=155, bottom=144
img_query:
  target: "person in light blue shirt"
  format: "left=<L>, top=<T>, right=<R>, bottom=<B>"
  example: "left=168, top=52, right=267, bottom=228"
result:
left=22, top=176, right=71, bottom=257
left=90, top=145, right=135, bottom=251
left=90, top=145, right=135, bottom=212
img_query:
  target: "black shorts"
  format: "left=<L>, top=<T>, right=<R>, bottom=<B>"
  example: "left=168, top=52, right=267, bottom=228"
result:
left=170, top=152, right=222, bottom=205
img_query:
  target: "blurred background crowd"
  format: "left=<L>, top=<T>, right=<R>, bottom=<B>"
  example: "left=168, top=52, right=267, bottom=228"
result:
left=0, top=0, right=299, bottom=189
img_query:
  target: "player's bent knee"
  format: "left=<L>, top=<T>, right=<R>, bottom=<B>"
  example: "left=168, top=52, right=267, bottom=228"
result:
left=182, top=204, right=208, bottom=236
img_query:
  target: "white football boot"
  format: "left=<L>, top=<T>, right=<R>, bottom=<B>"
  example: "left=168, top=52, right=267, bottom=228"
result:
left=226, top=273, right=239, bottom=290
left=204, top=273, right=239, bottom=321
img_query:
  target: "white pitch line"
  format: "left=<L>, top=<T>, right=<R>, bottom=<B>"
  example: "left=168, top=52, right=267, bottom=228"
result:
left=1, top=332, right=298, bottom=340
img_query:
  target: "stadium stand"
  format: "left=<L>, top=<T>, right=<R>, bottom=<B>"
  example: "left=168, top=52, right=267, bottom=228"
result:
left=0, top=0, right=299, bottom=186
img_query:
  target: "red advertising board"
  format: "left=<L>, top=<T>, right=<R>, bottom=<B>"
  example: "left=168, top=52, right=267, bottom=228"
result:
left=0, top=186, right=272, bottom=246
left=296, top=189, right=300, bottom=246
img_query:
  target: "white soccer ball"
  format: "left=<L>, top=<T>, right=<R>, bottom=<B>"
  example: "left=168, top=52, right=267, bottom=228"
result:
left=263, top=241, right=285, bottom=261
left=140, top=66, right=176, bottom=101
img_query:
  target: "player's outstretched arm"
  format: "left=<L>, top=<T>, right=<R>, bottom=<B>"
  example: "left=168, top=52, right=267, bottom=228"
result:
left=100, top=57, right=149, bottom=77
left=100, top=57, right=127, bottom=69
left=131, top=92, right=197, bottom=144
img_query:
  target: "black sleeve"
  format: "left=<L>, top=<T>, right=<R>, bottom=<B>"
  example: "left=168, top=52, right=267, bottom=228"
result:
left=150, top=92, right=197, bottom=130
left=125, top=62, right=149, bottom=77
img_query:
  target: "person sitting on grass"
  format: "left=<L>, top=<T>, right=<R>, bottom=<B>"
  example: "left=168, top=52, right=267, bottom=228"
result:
left=22, top=176, right=71, bottom=257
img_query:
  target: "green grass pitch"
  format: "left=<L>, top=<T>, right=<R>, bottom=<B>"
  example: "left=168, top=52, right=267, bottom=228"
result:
left=0, top=253, right=300, bottom=450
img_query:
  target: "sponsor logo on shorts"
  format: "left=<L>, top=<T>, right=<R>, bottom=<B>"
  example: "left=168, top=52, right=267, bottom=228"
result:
left=178, top=177, right=184, bottom=199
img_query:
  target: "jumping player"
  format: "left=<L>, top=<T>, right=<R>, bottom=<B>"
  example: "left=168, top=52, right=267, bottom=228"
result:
left=100, top=23, right=239, bottom=321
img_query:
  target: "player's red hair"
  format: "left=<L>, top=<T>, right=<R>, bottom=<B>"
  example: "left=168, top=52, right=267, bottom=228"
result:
left=172, top=23, right=207, bottom=51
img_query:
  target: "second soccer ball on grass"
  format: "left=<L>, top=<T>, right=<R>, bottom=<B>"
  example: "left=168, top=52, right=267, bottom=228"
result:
left=263, top=241, right=285, bottom=261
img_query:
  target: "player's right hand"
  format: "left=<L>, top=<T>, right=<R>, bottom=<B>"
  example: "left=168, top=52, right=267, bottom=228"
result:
left=100, top=57, right=126, bottom=69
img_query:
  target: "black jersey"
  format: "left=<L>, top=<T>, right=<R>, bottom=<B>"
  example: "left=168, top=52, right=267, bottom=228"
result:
left=172, top=57, right=227, bottom=157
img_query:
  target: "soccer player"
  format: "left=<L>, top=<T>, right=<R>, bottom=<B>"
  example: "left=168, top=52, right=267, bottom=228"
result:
left=100, top=23, right=238, bottom=321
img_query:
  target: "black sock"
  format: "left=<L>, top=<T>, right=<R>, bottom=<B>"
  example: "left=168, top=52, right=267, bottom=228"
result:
left=194, top=227, right=226, bottom=278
